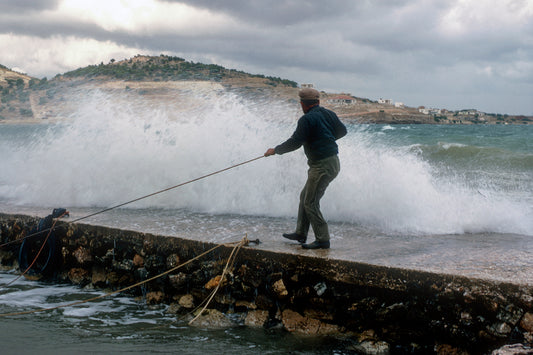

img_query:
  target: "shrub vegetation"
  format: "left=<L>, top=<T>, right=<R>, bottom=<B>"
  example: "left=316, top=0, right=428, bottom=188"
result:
left=61, top=55, right=298, bottom=87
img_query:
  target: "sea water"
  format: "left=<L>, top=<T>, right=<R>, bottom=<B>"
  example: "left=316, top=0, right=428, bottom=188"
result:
left=0, top=87, right=532, bottom=352
left=0, top=272, right=345, bottom=354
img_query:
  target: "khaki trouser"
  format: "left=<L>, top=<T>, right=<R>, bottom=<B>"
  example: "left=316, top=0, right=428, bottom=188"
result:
left=295, top=155, right=340, bottom=242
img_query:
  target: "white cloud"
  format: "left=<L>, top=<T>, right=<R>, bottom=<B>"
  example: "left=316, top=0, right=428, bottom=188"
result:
left=0, top=33, right=146, bottom=77
left=53, top=0, right=237, bottom=35
left=438, top=0, right=533, bottom=37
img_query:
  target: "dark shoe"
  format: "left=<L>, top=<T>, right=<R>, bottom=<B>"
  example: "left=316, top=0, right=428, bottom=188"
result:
left=282, top=233, right=307, bottom=243
left=302, top=240, right=330, bottom=249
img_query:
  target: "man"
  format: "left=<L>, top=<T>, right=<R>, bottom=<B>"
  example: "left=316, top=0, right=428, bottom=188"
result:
left=264, top=88, right=347, bottom=249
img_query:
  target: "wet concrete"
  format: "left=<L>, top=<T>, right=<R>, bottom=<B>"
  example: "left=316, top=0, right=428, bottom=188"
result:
left=3, top=205, right=531, bottom=286
left=1, top=213, right=532, bottom=354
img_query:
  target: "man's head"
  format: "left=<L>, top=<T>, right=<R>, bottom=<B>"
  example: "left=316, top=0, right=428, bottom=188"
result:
left=298, top=88, right=320, bottom=113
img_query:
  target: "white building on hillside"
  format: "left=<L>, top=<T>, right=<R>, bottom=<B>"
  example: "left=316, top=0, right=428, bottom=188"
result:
left=378, top=98, right=393, bottom=105
left=327, top=95, right=356, bottom=105
left=419, top=108, right=442, bottom=115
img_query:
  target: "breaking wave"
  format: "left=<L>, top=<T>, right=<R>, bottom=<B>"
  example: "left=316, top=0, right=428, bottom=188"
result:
left=0, top=88, right=532, bottom=236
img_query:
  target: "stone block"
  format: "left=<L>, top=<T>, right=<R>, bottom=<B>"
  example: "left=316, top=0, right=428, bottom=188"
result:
left=73, top=246, right=93, bottom=265
left=146, top=291, right=165, bottom=304
left=132, top=254, right=144, bottom=267
left=179, top=294, right=194, bottom=308
left=272, top=279, right=288, bottom=298
left=520, top=312, right=533, bottom=332
left=68, top=267, right=89, bottom=284
left=244, top=310, right=268, bottom=327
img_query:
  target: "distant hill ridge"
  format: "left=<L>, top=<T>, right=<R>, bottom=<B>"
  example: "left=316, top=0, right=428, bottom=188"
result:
left=0, top=55, right=531, bottom=124
left=0, top=55, right=300, bottom=122
left=0, top=65, right=32, bottom=85
left=60, top=54, right=298, bottom=88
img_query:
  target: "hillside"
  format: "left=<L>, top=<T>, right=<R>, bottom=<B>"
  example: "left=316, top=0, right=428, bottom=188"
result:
left=0, top=65, right=38, bottom=121
left=0, top=55, right=302, bottom=123
left=0, top=56, right=531, bottom=124
left=61, top=55, right=298, bottom=88
left=0, top=64, right=33, bottom=85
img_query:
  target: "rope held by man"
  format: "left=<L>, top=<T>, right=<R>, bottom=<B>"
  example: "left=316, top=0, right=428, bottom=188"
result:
left=0, top=155, right=265, bottom=249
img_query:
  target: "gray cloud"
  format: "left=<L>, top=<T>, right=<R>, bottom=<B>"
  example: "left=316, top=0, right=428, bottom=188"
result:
left=0, top=0, right=59, bottom=14
left=0, top=15, right=104, bottom=40
left=164, top=0, right=359, bottom=25
left=0, top=0, right=531, bottom=114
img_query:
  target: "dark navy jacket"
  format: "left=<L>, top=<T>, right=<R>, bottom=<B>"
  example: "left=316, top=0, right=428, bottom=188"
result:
left=275, top=106, right=347, bottom=162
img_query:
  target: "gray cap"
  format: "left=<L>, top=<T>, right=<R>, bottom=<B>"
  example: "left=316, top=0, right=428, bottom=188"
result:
left=298, top=88, right=320, bottom=100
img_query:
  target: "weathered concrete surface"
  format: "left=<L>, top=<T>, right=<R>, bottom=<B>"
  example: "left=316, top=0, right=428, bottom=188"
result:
left=1, top=213, right=532, bottom=354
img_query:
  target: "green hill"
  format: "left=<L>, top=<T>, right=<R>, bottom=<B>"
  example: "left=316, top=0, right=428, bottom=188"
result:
left=0, top=55, right=300, bottom=122
left=60, top=54, right=298, bottom=88
left=0, top=55, right=531, bottom=124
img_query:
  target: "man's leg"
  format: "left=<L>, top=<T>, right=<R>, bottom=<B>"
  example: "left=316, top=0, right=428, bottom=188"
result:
left=302, top=156, right=340, bottom=242
left=295, top=181, right=311, bottom=237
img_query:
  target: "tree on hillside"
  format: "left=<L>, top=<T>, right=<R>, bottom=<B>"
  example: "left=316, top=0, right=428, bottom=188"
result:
left=16, top=78, right=24, bottom=90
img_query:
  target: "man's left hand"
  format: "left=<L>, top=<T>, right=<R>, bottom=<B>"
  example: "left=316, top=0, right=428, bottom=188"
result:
left=264, top=148, right=276, bottom=157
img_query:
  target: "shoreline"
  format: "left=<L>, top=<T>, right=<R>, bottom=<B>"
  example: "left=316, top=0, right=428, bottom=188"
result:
left=2, top=117, right=532, bottom=125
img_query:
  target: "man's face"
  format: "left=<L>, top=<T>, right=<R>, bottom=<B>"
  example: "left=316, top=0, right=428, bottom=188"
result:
left=300, top=101, right=318, bottom=114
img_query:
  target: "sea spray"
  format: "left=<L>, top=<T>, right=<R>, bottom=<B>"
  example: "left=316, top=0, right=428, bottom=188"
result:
left=331, top=125, right=533, bottom=235
left=0, top=87, right=532, bottom=236
left=0, top=87, right=303, bottom=214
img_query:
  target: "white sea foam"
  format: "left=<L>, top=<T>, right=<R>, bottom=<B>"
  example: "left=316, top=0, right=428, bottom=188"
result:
left=0, top=88, right=532, bottom=236
left=440, top=142, right=467, bottom=149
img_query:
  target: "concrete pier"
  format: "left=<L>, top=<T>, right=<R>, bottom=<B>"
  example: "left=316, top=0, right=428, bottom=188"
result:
left=1, top=213, right=532, bottom=354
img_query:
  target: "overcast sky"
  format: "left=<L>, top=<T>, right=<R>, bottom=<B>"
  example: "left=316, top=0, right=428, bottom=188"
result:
left=0, top=0, right=532, bottom=115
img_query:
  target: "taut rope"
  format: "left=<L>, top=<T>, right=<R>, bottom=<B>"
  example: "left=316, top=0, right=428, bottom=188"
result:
left=0, top=155, right=265, bottom=249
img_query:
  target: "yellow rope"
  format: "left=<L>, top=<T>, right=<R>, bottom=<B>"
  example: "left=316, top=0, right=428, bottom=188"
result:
left=146, top=235, right=247, bottom=330
left=0, top=236, right=248, bottom=318
left=188, top=234, right=246, bottom=324
left=0, top=155, right=262, bottom=319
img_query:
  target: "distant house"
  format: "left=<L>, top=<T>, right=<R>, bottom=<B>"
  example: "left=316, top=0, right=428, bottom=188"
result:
left=301, top=83, right=314, bottom=89
left=378, top=98, right=393, bottom=105
left=419, top=108, right=442, bottom=115
left=327, top=95, right=356, bottom=105
left=394, top=102, right=405, bottom=108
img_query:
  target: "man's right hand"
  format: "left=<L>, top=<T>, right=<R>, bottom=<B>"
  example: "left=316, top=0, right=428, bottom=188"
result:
left=264, top=148, right=276, bottom=157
